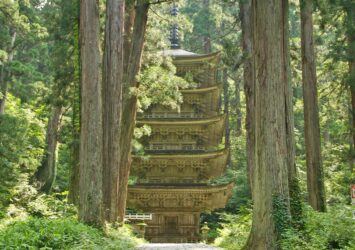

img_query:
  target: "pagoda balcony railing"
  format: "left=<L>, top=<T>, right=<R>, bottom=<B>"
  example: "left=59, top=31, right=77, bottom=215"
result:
left=140, top=112, right=204, bottom=119
left=145, top=144, right=205, bottom=151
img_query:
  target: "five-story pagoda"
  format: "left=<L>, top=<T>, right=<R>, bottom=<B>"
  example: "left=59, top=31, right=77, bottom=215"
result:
left=127, top=4, right=233, bottom=243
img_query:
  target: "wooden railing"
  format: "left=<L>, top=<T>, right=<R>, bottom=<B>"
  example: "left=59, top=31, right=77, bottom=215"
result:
left=145, top=144, right=205, bottom=151
left=141, top=112, right=204, bottom=119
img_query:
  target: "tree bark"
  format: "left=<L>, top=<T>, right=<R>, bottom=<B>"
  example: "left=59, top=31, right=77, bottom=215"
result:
left=117, top=0, right=149, bottom=223
left=234, top=74, right=242, bottom=136
left=68, top=0, right=80, bottom=206
left=35, top=105, right=63, bottom=193
left=245, top=1, right=292, bottom=249
left=0, top=31, right=17, bottom=114
left=346, top=1, right=355, bottom=176
left=300, top=0, right=326, bottom=212
left=102, top=0, right=124, bottom=223
left=203, top=0, right=212, bottom=53
left=223, top=69, right=231, bottom=165
left=79, top=0, right=103, bottom=226
left=239, top=0, right=253, bottom=191
left=124, top=0, right=136, bottom=73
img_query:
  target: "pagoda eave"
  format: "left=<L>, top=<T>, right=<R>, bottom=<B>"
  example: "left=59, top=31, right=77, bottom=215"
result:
left=127, top=183, right=234, bottom=213
left=180, top=83, right=222, bottom=94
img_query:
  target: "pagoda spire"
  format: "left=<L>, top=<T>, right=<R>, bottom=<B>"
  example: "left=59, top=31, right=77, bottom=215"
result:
left=170, top=2, right=180, bottom=49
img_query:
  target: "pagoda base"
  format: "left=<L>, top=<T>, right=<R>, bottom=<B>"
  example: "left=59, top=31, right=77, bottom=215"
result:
left=144, top=212, right=201, bottom=243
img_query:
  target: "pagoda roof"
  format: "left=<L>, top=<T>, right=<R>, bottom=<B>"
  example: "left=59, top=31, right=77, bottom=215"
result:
left=180, top=83, right=222, bottom=94
left=127, top=182, right=234, bottom=212
left=136, top=114, right=225, bottom=125
left=163, top=49, right=220, bottom=62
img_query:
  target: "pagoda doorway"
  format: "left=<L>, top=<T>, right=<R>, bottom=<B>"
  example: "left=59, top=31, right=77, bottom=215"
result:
left=164, top=216, right=178, bottom=234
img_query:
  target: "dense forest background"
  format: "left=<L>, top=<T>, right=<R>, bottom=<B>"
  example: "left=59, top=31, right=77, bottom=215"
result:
left=0, top=0, right=354, bottom=249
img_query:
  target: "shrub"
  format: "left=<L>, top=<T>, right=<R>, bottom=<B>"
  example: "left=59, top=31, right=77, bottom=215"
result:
left=214, top=209, right=252, bottom=250
left=0, top=217, right=143, bottom=249
left=214, top=206, right=355, bottom=250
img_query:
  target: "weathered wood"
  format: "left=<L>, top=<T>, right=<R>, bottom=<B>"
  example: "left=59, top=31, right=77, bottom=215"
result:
left=102, top=0, right=125, bottom=223
left=246, top=1, right=292, bottom=249
left=300, top=0, right=326, bottom=212
left=79, top=0, right=103, bottom=226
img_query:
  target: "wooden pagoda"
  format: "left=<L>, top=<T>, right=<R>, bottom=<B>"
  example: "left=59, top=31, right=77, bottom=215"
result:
left=127, top=48, right=233, bottom=243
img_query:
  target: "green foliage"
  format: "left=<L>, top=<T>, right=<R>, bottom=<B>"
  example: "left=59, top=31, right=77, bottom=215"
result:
left=279, top=206, right=355, bottom=250
left=214, top=209, right=252, bottom=250
left=289, top=178, right=305, bottom=230
left=137, top=63, right=190, bottom=112
left=0, top=217, right=142, bottom=250
left=272, top=194, right=292, bottom=238
left=215, top=206, right=355, bottom=250
left=0, top=94, right=44, bottom=218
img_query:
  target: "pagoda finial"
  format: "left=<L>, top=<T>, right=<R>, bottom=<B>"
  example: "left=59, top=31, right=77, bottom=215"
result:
left=170, top=2, right=180, bottom=49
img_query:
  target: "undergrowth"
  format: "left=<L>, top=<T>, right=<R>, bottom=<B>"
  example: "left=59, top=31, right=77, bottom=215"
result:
left=0, top=217, right=143, bottom=250
left=214, top=206, right=355, bottom=250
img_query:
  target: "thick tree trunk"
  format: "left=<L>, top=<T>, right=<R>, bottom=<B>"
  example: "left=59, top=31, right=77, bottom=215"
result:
left=117, top=1, right=149, bottom=223
left=239, top=0, right=253, bottom=190
left=245, top=1, right=292, bottom=249
left=300, top=0, right=326, bottom=212
left=35, top=105, right=63, bottom=193
left=79, top=0, right=103, bottom=226
left=0, top=31, right=16, bottom=114
left=223, top=69, right=231, bottom=165
left=102, top=0, right=124, bottom=223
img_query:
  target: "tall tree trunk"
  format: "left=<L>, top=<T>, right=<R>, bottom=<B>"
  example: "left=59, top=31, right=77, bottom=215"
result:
left=68, top=78, right=80, bottom=205
left=346, top=1, right=355, bottom=176
left=203, top=0, right=211, bottom=53
left=117, top=0, right=149, bottom=223
left=223, top=69, right=231, bottom=165
left=124, top=0, right=136, bottom=73
left=239, top=0, right=253, bottom=190
left=102, top=0, right=124, bottom=223
left=79, top=0, right=103, bottom=226
left=35, top=105, right=63, bottom=193
left=300, top=0, right=326, bottom=212
left=0, top=31, right=16, bottom=114
left=246, top=1, right=292, bottom=249
left=234, top=74, right=242, bottom=136
left=68, top=0, right=80, bottom=205
left=285, top=0, right=302, bottom=227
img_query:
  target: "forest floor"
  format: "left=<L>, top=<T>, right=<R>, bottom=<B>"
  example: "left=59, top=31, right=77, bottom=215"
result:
left=135, top=243, right=222, bottom=250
